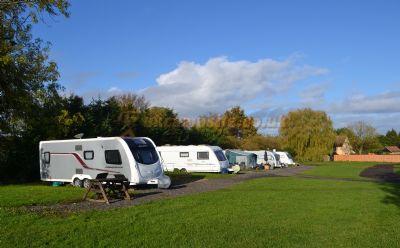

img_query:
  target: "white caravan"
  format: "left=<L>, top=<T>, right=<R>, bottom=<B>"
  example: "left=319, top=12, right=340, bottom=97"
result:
left=245, top=150, right=283, bottom=169
left=39, top=137, right=171, bottom=188
left=157, top=145, right=231, bottom=173
left=275, top=151, right=296, bottom=166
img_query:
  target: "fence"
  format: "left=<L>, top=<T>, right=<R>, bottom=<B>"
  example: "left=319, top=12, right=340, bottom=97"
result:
left=334, top=154, right=400, bottom=163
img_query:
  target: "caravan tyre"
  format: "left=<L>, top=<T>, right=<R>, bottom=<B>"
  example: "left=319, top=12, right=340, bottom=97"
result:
left=83, top=179, right=91, bottom=189
left=72, top=178, right=82, bottom=187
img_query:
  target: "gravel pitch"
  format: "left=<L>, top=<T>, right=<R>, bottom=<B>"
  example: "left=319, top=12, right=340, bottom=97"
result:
left=25, top=165, right=313, bottom=213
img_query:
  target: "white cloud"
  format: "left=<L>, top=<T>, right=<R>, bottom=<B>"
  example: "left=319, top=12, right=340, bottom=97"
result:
left=142, top=57, right=327, bottom=117
left=329, top=91, right=400, bottom=114
left=300, top=83, right=330, bottom=107
left=71, top=86, right=124, bottom=102
left=107, top=86, right=123, bottom=94
left=331, top=113, right=400, bottom=134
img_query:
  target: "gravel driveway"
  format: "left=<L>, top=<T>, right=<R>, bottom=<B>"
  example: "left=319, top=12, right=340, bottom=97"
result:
left=26, top=166, right=313, bottom=213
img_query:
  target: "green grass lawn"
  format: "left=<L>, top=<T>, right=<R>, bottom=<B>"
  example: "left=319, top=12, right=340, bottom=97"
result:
left=301, top=161, right=384, bottom=180
left=2, top=164, right=400, bottom=247
left=393, top=164, right=400, bottom=175
left=0, top=184, right=85, bottom=208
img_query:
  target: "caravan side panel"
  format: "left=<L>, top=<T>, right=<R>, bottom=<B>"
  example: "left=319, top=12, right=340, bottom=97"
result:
left=39, top=138, right=132, bottom=182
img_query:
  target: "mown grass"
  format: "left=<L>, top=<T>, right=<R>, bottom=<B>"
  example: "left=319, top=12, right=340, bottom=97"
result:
left=0, top=184, right=85, bottom=208
left=393, top=164, right=400, bottom=175
left=301, top=161, right=383, bottom=180
left=2, top=173, right=400, bottom=247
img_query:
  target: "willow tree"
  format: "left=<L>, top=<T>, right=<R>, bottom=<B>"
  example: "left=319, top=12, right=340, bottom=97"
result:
left=279, top=108, right=335, bottom=161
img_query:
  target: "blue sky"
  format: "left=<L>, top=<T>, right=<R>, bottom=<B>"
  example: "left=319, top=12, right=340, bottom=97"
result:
left=33, top=0, right=400, bottom=134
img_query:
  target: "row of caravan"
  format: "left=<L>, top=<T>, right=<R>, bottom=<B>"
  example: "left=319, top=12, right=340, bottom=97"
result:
left=39, top=137, right=296, bottom=189
left=225, top=150, right=296, bottom=169
left=158, top=146, right=296, bottom=173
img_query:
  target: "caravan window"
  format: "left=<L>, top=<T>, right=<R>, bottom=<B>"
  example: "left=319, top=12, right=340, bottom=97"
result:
left=123, top=138, right=159, bottom=165
left=84, top=151, right=94, bottom=160
left=180, top=152, right=189, bottom=158
left=214, top=150, right=226, bottom=161
left=197, top=152, right=209, bottom=160
left=105, top=150, right=122, bottom=165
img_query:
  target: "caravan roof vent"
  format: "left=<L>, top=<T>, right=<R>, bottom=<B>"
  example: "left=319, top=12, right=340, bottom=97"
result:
left=74, top=133, right=84, bottom=139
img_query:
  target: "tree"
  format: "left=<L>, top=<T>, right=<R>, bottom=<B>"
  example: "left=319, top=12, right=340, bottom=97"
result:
left=348, top=121, right=382, bottom=154
left=0, top=0, right=70, bottom=182
left=279, top=108, right=335, bottom=162
left=115, top=93, right=148, bottom=136
left=379, top=129, right=400, bottom=147
left=139, top=107, right=187, bottom=145
left=222, top=106, right=257, bottom=138
left=83, top=97, right=122, bottom=137
left=0, top=0, right=69, bottom=135
left=186, top=107, right=258, bottom=148
left=240, top=135, right=281, bottom=151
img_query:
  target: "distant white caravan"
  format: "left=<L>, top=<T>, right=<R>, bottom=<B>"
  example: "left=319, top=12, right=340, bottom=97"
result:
left=157, top=145, right=231, bottom=173
left=245, top=150, right=283, bottom=168
left=275, top=151, right=296, bottom=166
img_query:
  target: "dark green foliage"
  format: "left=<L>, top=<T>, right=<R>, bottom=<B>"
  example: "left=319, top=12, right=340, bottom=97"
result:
left=81, top=97, right=123, bottom=137
left=0, top=0, right=69, bottom=135
left=0, top=0, right=70, bottom=182
left=137, top=106, right=188, bottom=145
left=379, top=129, right=400, bottom=147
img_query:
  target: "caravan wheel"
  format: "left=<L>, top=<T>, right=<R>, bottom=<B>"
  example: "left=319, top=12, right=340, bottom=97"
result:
left=72, top=178, right=82, bottom=187
left=83, top=179, right=91, bottom=189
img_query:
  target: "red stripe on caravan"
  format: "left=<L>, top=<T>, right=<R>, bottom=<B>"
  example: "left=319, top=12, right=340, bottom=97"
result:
left=51, top=152, right=119, bottom=173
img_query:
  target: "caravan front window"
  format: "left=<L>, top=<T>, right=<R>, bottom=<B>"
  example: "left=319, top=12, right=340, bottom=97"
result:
left=214, top=150, right=227, bottom=161
left=124, top=138, right=159, bottom=165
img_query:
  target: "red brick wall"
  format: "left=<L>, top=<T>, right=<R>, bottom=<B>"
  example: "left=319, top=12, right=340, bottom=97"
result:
left=334, top=155, right=400, bottom=163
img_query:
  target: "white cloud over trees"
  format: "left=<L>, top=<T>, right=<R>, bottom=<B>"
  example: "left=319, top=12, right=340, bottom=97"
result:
left=142, top=56, right=327, bottom=117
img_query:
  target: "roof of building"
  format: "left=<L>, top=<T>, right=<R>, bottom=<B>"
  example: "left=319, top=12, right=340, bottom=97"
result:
left=384, top=146, right=400, bottom=153
left=334, top=136, right=348, bottom=147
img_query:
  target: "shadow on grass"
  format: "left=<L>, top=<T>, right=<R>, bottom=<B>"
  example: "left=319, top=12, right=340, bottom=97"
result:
left=379, top=182, right=400, bottom=207
left=167, top=174, right=206, bottom=186
left=360, top=164, right=400, bottom=208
